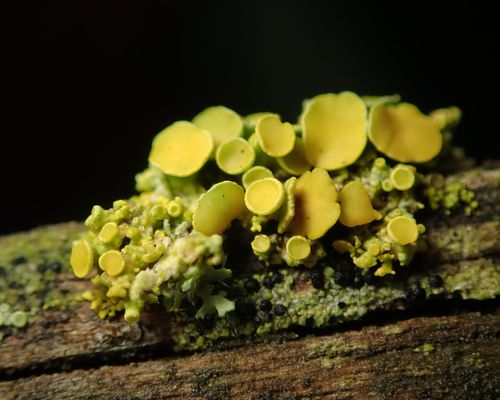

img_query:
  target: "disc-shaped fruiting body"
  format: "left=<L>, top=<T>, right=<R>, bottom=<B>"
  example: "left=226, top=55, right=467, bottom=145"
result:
left=216, top=137, right=255, bottom=175
left=277, top=138, right=311, bottom=175
left=339, top=181, right=381, bottom=227
left=251, top=234, right=271, bottom=255
left=99, top=250, right=126, bottom=277
left=387, top=216, right=419, bottom=245
left=193, top=181, right=245, bottom=235
left=288, top=168, right=340, bottom=240
left=193, top=106, right=244, bottom=151
left=70, top=239, right=94, bottom=278
left=286, top=235, right=311, bottom=260
left=149, top=121, right=213, bottom=177
left=390, top=164, right=415, bottom=191
left=245, top=178, right=285, bottom=216
left=301, top=92, right=367, bottom=170
left=369, top=102, right=443, bottom=163
left=242, top=166, right=274, bottom=189
left=256, top=114, right=296, bottom=157
left=98, top=222, right=120, bottom=244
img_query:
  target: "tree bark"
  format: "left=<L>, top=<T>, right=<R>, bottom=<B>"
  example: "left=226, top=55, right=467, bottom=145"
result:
left=1, top=165, right=499, bottom=399
left=1, top=312, right=499, bottom=400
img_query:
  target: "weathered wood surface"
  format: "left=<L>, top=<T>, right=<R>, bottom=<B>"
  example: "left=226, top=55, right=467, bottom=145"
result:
left=1, top=312, right=499, bottom=399
left=1, top=165, right=499, bottom=399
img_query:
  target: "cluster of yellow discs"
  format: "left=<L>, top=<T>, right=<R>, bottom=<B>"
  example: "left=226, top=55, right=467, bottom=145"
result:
left=149, top=92, right=443, bottom=179
left=71, top=92, right=443, bottom=278
left=148, top=92, right=439, bottom=263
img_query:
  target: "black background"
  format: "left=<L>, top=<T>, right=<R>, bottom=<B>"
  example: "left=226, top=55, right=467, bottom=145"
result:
left=4, top=0, right=498, bottom=234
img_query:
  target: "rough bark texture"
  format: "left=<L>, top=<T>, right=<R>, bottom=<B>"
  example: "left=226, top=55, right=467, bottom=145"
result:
left=1, top=165, right=499, bottom=399
left=1, top=313, right=499, bottom=400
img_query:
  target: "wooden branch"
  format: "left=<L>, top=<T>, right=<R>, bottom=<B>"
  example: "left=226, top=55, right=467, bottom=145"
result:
left=1, top=312, right=499, bottom=399
left=1, top=165, right=499, bottom=399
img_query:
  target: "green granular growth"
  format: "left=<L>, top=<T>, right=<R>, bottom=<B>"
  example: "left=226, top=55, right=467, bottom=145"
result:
left=0, top=223, right=84, bottom=338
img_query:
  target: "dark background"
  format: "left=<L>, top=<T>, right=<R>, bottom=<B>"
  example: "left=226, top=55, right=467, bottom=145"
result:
left=4, top=0, right=498, bottom=234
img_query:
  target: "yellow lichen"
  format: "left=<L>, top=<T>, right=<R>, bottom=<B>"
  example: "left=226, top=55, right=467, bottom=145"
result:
left=288, top=168, right=340, bottom=240
left=332, top=239, right=354, bottom=254
left=429, top=106, right=462, bottom=130
left=339, top=181, right=381, bottom=227
left=286, top=235, right=311, bottom=260
left=192, top=181, right=245, bottom=235
left=192, top=106, right=244, bottom=151
left=277, top=177, right=297, bottom=234
left=369, top=102, right=443, bottom=163
left=301, top=92, right=367, bottom=170
left=242, top=166, right=274, bottom=189
left=277, top=138, right=311, bottom=176
left=245, top=178, right=285, bottom=216
left=244, top=112, right=274, bottom=133
left=149, top=121, right=213, bottom=177
left=256, top=114, right=296, bottom=157
left=167, top=198, right=184, bottom=218
left=70, top=239, right=94, bottom=278
left=98, top=250, right=125, bottom=277
left=215, top=137, right=255, bottom=175
left=390, top=164, right=415, bottom=191
left=98, top=222, right=121, bottom=245
left=251, top=234, right=271, bottom=255
left=387, top=216, right=419, bottom=245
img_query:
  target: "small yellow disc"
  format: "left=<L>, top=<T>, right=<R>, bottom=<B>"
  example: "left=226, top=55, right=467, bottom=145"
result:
left=99, top=250, right=126, bottom=277
left=70, top=240, right=94, bottom=278
left=245, top=178, right=285, bottom=216
left=98, top=222, right=119, bottom=243
left=286, top=235, right=311, bottom=260
left=387, top=216, right=419, bottom=245
left=251, top=234, right=271, bottom=254
left=390, top=165, right=415, bottom=191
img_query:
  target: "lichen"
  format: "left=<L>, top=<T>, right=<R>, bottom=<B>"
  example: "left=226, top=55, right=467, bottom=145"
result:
left=0, top=223, right=84, bottom=340
left=423, top=178, right=478, bottom=215
left=57, top=93, right=493, bottom=348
